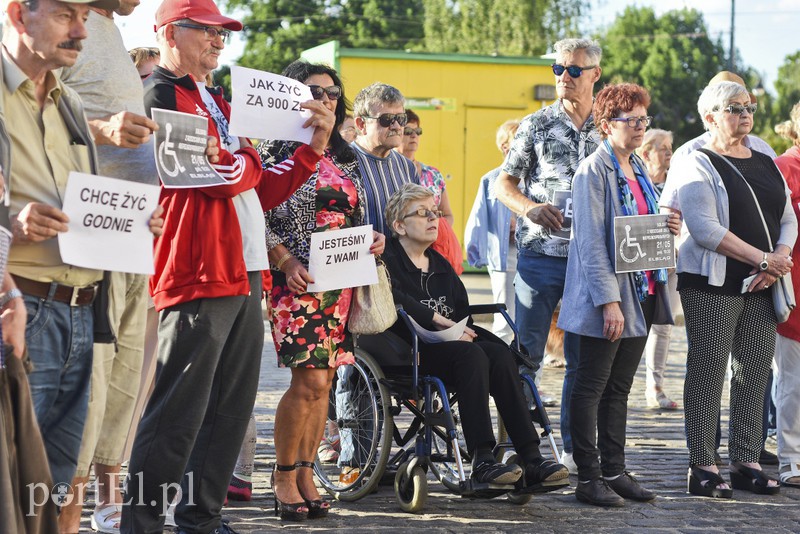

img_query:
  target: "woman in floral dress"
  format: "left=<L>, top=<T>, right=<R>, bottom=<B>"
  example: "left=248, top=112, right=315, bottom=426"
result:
left=258, top=61, right=384, bottom=520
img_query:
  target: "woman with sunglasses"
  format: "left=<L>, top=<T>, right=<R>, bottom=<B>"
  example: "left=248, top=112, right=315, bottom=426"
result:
left=256, top=60, right=385, bottom=521
left=397, top=109, right=463, bottom=273
left=558, top=83, right=680, bottom=506
left=667, top=81, right=795, bottom=498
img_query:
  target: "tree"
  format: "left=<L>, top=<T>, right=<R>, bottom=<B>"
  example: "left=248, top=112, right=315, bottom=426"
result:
left=221, top=0, right=425, bottom=75
left=422, top=0, right=586, bottom=56
left=597, top=7, right=728, bottom=145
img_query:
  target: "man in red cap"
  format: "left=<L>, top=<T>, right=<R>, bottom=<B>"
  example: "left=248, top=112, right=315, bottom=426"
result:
left=120, top=1, right=334, bottom=533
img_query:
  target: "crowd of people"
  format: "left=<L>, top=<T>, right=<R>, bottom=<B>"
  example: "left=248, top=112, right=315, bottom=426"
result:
left=1, top=0, right=800, bottom=532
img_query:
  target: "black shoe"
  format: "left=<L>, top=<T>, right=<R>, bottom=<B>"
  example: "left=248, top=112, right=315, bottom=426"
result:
left=605, top=471, right=656, bottom=502
left=517, top=459, right=570, bottom=494
left=759, top=449, right=779, bottom=465
left=471, top=460, right=522, bottom=484
left=575, top=478, right=624, bottom=507
left=687, top=466, right=733, bottom=499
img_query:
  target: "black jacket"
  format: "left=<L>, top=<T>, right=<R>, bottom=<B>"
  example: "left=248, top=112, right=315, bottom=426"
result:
left=383, top=236, right=470, bottom=344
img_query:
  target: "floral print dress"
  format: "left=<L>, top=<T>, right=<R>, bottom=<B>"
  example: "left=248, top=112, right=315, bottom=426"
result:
left=259, top=141, right=364, bottom=369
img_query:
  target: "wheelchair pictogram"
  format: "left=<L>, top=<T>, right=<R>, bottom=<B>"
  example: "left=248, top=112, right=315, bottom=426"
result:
left=619, top=224, right=646, bottom=263
left=157, top=122, right=186, bottom=178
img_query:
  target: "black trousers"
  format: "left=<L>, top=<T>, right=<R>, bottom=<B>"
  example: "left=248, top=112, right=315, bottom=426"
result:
left=121, top=272, right=263, bottom=534
left=419, top=339, right=541, bottom=457
left=570, top=296, right=655, bottom=480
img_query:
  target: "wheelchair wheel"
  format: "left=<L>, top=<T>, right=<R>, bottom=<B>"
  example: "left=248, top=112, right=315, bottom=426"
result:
left=395, top=461, right=428, bottom=513
left=314, top=348, right=393, bottom=502
left=503, top=454, right=533, bottom=505
left=427, top=391, right=470, bottom=493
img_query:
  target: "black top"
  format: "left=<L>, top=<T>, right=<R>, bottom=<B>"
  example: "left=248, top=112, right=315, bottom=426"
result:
left=382, top=236, right=471, bottom=345
left=679, top=149, right=785, bottom=295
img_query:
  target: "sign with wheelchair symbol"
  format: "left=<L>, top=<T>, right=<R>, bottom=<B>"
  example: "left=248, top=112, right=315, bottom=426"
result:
left=551, top=190, right=572, bottom=241
left=613, top=214, right=675, bottom=273
left=151, top=108, right=227, bottom=189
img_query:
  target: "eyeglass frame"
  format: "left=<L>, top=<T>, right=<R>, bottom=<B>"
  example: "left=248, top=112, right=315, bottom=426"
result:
left=608, top=116, right=653, bottom=128
left=171, top=22, right=231, bottom=43
left=551, top=63, right=598, bottom=78
left=308, top=85, right=342, bottom=101
left=720, top=103, right=758, bottom=116
left=402, top=207, right=444, bottom=220
left=361, top=113, right=409, bottom=127
left=404, top=127, right=423, bottom=136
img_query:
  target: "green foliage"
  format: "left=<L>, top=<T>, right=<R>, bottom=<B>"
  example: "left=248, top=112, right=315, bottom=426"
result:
left=597, top=7, right=728, bottom=146
left=221, top=0, right=425, bottom=75
left=422, top=0, right=585, bottom=56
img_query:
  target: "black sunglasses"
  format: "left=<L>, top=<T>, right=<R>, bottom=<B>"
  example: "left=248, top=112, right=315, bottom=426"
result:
left=308, top=85, right=342, bottom=101
left=403, top=127, right=423, bottom=136
left=403, top=207, right=443, bottom=220
left=172, top=22, right=231, bottom=43
left=551, top=63, right=597, bottom=78
left=362, top=113, right=408, bottom=127
left=722, top=103, right=757, bottom=116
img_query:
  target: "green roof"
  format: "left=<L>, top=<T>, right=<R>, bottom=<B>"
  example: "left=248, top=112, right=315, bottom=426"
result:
left=300, top=40, right=552, bottom=69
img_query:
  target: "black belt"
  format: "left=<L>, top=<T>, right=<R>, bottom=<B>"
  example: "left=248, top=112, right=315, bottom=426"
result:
left=12, top=276, right=98, bottom=306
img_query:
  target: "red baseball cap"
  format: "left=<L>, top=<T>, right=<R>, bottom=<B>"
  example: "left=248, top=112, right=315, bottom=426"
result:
left=155, top=0, right=243, bottom=32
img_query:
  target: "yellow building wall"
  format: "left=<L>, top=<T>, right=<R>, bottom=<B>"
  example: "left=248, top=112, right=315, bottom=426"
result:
left=337, top=56, right=556, bottom=250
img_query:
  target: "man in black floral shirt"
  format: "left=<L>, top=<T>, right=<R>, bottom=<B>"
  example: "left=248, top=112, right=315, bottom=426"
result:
left=495, top=38, right=602, bottom=473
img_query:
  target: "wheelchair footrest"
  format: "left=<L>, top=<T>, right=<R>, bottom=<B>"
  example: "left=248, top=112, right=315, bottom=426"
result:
left=458, top=479, right=514, bottom=499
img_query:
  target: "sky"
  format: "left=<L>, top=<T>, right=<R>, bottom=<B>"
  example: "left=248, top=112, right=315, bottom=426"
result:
left=118, top=0, right=799, bottom=95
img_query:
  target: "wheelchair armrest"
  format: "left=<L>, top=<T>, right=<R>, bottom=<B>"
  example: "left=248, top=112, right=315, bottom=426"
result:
left=468, top=303, right=507, bottom=315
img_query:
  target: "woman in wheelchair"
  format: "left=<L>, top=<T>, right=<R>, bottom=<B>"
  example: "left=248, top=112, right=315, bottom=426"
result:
left=382, top=184, right=570, bottom=490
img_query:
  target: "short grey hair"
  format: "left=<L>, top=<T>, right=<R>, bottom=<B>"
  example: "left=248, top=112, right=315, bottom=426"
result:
left=384, top=183, right=434, bottom=237
left=353, top=82, right=405, bottom=118
left=554, top=38, right=602, bottom=66
left=156, top=18, right=192, bottom=45
left=697, top=81, right=750, bottom=130
left=639, top=129, right=673, bottom=157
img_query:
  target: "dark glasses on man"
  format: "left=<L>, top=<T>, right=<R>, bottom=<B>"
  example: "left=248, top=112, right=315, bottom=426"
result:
left=404, top=127, right=423, bottom=136
left=403, top=207, right=443, bottom=219
left=609, top=116, right=653, bottom=128
left=308, top=85, right=342, bottom=101
left=551, top=63, right=597, bottom=78
left=362, top=113, right=408, bottom=127
left=172, top=22, right=231, bottom=43
left=722, top=103, right=757, bottom=116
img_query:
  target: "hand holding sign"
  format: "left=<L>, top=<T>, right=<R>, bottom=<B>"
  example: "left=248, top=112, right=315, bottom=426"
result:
left=307, top=225, right=377, bottom=293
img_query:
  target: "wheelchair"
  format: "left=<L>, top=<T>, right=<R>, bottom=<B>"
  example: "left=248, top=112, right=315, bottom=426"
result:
left=312, top=304, right=562, bottom=512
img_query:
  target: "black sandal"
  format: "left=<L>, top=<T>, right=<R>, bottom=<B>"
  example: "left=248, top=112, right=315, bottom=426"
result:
left=729, top=463, right=781, bottom=495
left=295, top=461, right=332, bottom=518
left=687, top=466, right=733, bottom=499
left=271, top=464, right=309, bottom=521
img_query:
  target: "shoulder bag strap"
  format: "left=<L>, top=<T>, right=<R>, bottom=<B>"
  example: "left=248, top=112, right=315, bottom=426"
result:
left=698, top=148, right=774, bottom=252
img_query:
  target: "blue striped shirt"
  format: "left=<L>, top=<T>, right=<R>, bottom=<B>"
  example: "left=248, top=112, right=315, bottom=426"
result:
left=352, top=143, right=420, bottom=234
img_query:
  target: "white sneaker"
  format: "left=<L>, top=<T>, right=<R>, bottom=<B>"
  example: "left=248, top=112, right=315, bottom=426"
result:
left=560, top=451, right=578, bottom=475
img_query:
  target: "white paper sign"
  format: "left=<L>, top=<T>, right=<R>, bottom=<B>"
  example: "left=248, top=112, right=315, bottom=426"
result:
left=151, top=108, right=227, bottom=189
left=58, top=172, right=161, bottom=274
left=229, top=66, right=314, bottom=144
left=408, top=316, right=469, bottom=344
left=307, top=225, right=377, bottom=292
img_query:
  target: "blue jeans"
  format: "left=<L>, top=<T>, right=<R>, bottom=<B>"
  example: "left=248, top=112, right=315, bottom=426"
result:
left=23, top=292, right=94, bottom=488
left=514, top=250, right=579, bottom=452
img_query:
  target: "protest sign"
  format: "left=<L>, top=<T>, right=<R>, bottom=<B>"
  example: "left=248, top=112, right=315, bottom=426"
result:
left=151, top=108, right=227, bottom=188
left=228, top=66, right=314, bottom=144
left=551, top=189, right=573, bottom=240
left=613, top=214, right=675, bottom=273
left=58, top=172, right=161, bottom=274
left=307, top=225, right=377, bottom=293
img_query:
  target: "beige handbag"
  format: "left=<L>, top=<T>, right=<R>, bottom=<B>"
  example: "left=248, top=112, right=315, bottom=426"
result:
left=348, top=258, right=397, bottom=334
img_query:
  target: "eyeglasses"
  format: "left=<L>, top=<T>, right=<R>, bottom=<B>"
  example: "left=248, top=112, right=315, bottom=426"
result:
left=403, top=207, right=444, bottom=220
left=609, top=116, right=653, bottom=128
left=551, top=63, right=597, bottom=78
left=722, top=103, right=758, bottom=116
left=404, top=127, right=423, bottom=136
left=172, top=22, right=231, bottom=43
left=362, top=113, right=408, bottom=127
left=308, top=85, right=342, bottom=101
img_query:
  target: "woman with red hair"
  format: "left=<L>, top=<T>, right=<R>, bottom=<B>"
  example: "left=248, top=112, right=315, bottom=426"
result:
left=558, top=83, right=680, bottom=506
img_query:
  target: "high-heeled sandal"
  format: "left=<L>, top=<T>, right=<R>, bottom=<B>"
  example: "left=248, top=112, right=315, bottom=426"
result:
left=271, top=464, right=309, bottom=521
left=687, top=466, right=733, bottom=499
left=295, top=461, right=332, bottom=518
left=729, top=463, right=781, bottom=495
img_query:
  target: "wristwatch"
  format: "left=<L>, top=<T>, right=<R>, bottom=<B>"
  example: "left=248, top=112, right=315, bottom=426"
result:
left=759, top=252, right=769, bottom=272
left=0, top=287, right=22, bottom=309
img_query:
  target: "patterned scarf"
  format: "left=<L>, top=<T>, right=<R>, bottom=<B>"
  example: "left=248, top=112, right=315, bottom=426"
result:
left=603, top=139, right=668, bottom=302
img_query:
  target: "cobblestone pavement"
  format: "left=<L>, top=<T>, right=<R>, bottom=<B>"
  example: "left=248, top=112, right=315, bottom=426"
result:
left=83, top=274, right=800, bottom=532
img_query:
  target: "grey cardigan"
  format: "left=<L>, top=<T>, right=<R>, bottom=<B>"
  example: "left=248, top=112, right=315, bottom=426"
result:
left=558, top=147, right=673, bottom=339
left=670, top=150, right=797, bottom=286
